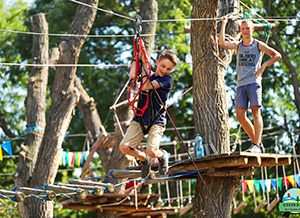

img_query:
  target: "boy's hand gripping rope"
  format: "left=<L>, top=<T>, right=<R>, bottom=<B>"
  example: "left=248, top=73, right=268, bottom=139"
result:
left=127, top=15, right=152, bottom=117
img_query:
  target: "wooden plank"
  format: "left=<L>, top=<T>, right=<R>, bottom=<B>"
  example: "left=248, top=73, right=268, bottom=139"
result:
left=58, top=183, right=104, bottom=197
left=202, top=167, right=253, bottom=177
left=169, top=156, right=249, bottom=172
left=108, top=169, right=156, bottom=179
left=69, top=179, right=115, bottom=192
left=16, top=187, right=56, bottom=200
left=128, top=210, right=177, bottom=217
left=46, top=184, right=87, bottom=200
left=117, top=208, right=178, bottom=217
left=179, top=204, right=193, bottom=215
left=238, top=152, right=292, bottom=158
left=247, top=157, right=291, bottom=167
left=0, top=190, right=25, bottom=202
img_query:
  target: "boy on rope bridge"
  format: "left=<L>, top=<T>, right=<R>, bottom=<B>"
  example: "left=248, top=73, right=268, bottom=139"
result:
left=219, top=16, right=281, bottom=153
left=119, top=48, right=177, bottom=178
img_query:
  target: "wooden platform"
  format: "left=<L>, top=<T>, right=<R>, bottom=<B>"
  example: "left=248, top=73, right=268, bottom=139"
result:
left=170, top=152, right=292, bottom=173
left=109, top=152, right=292, bottom=179
left=62, top=193, right=179, bottom=217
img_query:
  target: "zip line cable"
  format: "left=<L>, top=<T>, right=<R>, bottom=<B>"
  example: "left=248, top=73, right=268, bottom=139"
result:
left=69, top=0, right=134, bottom=21
left=0, top=29, right=158, bottom=38
left=0, top=62, right=129, bottom=68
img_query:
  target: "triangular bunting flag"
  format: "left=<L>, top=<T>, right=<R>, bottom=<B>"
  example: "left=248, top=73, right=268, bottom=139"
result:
left=77, top=152, right=82, bottom=167
left=80, top=151, right=85, bottom=166
left=271, top=179, right=277, bottom=192
left=295, top=174, right=300, bottom=187
left=246, top=180, right=255, bottom=193
left=59, top=153, right=63, bottom=166
left=265, top=179, right=271, bottom=192
left=68, top=152, right=73, bottom=167
left=282, top=177, right=290, bottom=190
left=84, top=151, right=88, bottom=161
left=75, top=152, right=79, bottom=167
left=2, top=141, right=12, bottom=157
left=71, top=152, right=76, bottom=167
left=65, top=151, right=69, bottom=167
left=0, top=145, right=2, bottom=161
left=254, top=180, right=261, bottom=192
left=287, top=175, right=296, bottom=187
left=260, top=180, right=266, bottom=193
left=241, top=180, right=247, bottom=193
left=277, top=177, right=283, bottom=191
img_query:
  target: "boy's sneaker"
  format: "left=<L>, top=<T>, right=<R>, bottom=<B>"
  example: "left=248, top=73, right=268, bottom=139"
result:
left=245, top=144, right=264, bottom=153
left=141, top=158, right=151, bottom=178
left=158, top=150, right=170, bottom=175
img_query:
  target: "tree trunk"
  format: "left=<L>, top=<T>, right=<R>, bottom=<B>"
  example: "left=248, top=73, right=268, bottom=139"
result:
left=18, top=1, right=99, bottom=217
left=140, top=0, right=158, bottom=54
left=191, top=0, right=240, bottom=217
left=15, top=13, right=49, bottom=218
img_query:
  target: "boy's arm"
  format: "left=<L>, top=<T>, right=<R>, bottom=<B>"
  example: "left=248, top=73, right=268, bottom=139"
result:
left=218, top=16, right=239, bottom=50
left=255, top=40, right=282, bottom=77
left=136, top=43, right=161, bottom=91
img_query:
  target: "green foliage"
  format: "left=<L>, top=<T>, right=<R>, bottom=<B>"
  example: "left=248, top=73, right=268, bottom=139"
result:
left=0, top=0, right=29, bottom=133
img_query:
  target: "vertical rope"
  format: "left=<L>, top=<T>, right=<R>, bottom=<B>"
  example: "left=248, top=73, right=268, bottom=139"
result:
left=179, top=156, right=184, bottom=208
left=134, top=180, right=138, bottom=209
left=166, top=181, right=171, bottom=207
left=188, top=179, right=192, bottom=204
left=291, top=132, right=300, bottom=174
left=264, top=167, right=270, bottom=205
left=251, top=175, right=258, bottom=209
left=114, top=110, right=125, bottom=137
left=260, top=167, right=266, bottom=201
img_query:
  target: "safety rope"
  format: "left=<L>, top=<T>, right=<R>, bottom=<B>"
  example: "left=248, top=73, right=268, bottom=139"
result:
left=127, top=16, right=152, bottom=117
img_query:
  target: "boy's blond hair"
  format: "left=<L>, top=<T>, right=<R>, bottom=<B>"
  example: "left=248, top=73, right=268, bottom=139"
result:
left=158, top=50, right=177, bottom=66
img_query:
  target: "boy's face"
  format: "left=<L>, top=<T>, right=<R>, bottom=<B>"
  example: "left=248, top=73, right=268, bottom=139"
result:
left=240, top=21, right=254, bottom=39
left=155, top=58, right=175, bottom=77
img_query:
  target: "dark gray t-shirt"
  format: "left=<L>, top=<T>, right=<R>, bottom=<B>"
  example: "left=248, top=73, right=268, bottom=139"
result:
left=236, top=40, right=261, bottom=87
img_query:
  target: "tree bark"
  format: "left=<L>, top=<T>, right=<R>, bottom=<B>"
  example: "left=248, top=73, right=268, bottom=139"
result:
left=15, top=13, right=49, bottom=218
left=18, top=1, right=99, bottom=218
left=191, top=0, right=240, bottom=217
left=140, top=0, right=158, bottom=54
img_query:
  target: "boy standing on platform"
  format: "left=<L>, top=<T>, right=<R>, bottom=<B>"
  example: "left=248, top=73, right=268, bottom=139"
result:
left=219, top=16, right=281, bottom=152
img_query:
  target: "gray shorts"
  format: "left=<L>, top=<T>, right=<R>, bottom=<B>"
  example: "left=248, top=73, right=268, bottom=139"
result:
left=235, top=83, right=262, bottom=109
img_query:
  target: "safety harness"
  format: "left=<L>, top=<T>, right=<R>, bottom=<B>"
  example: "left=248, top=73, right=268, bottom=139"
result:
left=127, top=15, right=168, bottom=135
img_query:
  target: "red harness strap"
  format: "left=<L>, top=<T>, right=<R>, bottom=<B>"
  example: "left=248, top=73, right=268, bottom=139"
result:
left=127, top=36, right=152, bottom=117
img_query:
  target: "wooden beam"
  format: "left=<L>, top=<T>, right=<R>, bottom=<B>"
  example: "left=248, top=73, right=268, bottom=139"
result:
left=46, top=184, right=87, bottom=200
left=58, top=183, right=104, bottom=197
left=202, top=167, right=253, bottom=177
left=108, top=169, right=156, bottom=179
left=247, top=157, right=291, bottom=167
left=179, top=204, right=193, bottom=215
left=16, top=187, right=56, bottom=200
left=0, top=190, right=25, bottom=202
left=68, top=179, right=115, bottom=193
left=169, top=156, right=249, bottom=172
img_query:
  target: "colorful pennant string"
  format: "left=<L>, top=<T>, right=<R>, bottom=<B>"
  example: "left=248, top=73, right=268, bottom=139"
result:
left=240, top=174, right=300, bottom=193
